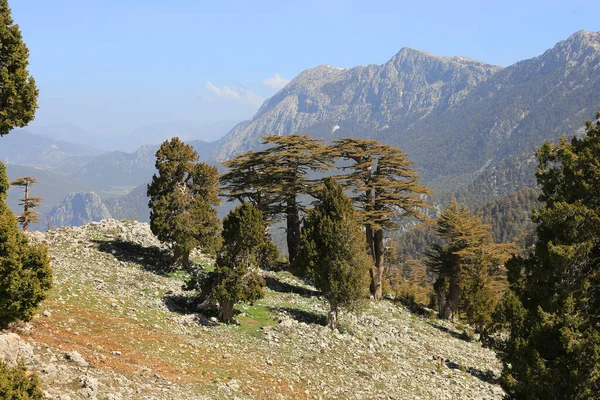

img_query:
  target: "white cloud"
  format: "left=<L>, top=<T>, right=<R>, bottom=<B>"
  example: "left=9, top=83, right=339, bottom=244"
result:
left=202, top=82, right=265, bottom=107
left=262, top=73, right=291, bottom=89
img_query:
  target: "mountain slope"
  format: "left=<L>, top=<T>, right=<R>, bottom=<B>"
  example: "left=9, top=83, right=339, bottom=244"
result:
left=0, top=130, right=103, bottom=173
left=392, top=30, right=600, bottom=182
left=16, top=220, right=504, bottom=399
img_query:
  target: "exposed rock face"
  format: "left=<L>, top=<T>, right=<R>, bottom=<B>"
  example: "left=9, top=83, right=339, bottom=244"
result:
left=0, top=333, right=35, bottom=368
left=212, top=30, right=600, bottom=193
left=47, top=192, right=112, bottom=228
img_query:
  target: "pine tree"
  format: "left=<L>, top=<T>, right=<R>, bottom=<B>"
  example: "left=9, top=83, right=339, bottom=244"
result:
left=0, top=360, right=44, bottom=399
left=212, top=203, right=267, bottom=323
left=10, top=176, right=42, bottom=231
left=297, top=178, right=371, bottom=329
left=221, top=135, right=332, bottom=264
left=333, top=138, right=431, bottom=301
left=0, top=0, right=38, bottom=136
left=147, top=138, right=221, bottom=269
left=426, top=198, right=511, bottom=331
left=0, top=162, right=52, bottom=328
left=494, top=114, right=600, bottom=399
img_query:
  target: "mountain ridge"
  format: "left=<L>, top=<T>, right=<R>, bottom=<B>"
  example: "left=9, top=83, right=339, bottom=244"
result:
left=211, top=30, right=600, bottom=197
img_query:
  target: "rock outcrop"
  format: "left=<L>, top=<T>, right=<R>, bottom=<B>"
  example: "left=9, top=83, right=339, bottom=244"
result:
left=47, top=192, right=112, bottom=228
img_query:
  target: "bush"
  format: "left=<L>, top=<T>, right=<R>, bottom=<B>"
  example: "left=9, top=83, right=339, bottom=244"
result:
left=0, top=162, right=52, bottom=328
left=0, top=360, right=44, bottom=399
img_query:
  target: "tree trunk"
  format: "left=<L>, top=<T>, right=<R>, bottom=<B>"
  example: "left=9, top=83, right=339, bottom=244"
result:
left=22, top=183, right=29, bottom=232
left=286, top=196, right=301, bottom=265
left=439, top=279, right=460, bottom=320
left=365, top=225, right=377, bottom=297
left=327, top=303, right=338, bottom=330
left=372, top=229, right=385, bottom=301
left=174, top=246, right=191, bottom=270
left=219, top=299, right=235, bottom=323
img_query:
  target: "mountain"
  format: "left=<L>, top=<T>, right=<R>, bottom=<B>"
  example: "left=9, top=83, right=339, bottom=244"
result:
left=0, top=130, right=103, bottom=173
left=211, top=30, right=600, bottom=197
left=5, top=164, right=93, bottom=230
left=47, top=192, right=112, bottom=228
left=213, top=50, right=501, bottom=162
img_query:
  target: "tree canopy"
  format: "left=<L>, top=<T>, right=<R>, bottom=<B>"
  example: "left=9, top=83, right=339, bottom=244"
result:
left=211, top=203, right=267, bottom=323
left=297, top=177, right=371, bottom=329
left=494, top=113, right=600, bottom=398
left=147, top=138, right=221, bottom=269
left=0, top=162, right=52, bottom=328
left=0, top=0, right=38, bottom=136
left=221, top=134, right=332, bottom=264
left=333, top=138, right=431, bottom=300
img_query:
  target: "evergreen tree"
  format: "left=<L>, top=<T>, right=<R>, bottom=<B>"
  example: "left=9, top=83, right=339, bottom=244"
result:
left=10, top=176, right=42, bottom=231
left=147, top=138, right=221, bottom=269
left=0, top=360, right=44, bottom=399
left=212, top=203, right=267, bottom=323
left=297, top=178, right=370, bottom=329
left=0, top=0, right=38, bottom=136
left=220, top=150, right=279, bottom=219
left=333, top=138, right=431, bottom=301
left=221, top=135, right=332, bottom=264
left=426, top=199, right=510, bottom=331
left=0, top=162, right=52, bottom=328
left=494, top=114, right=600, bottom=399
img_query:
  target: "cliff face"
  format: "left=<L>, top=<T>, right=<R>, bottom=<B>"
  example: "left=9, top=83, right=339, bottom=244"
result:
left=47, top=192, right=112, bottom=228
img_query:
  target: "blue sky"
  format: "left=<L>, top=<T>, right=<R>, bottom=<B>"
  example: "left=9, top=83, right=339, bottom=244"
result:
left=10, top=0, right=599, bottom=149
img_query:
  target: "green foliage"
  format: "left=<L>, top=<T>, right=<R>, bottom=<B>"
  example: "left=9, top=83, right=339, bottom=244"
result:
left=221, top=134, right=332, bottom=264
left=495, top=114, right=600, bottom=399
left=332, top=138, right=431, bottom=300
left=477, top=188, right=539, bottom=248
left=10, top=176, right=42, bottom=231
left=297, top=178, right=371, bottom=329
left=212, top=203, right=268, bottom=323
left=0, top=360, right=44, bottom=399
left=0, top=0, right=38, bottom=136
left=426, top=199, right=512, bottom=331
left=0, top=163, right=52, bottom=328
left=147, top=138, right=221, bottom=268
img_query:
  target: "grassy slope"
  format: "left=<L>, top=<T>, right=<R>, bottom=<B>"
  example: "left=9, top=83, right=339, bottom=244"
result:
left=23, top=220, right=504, bottom=400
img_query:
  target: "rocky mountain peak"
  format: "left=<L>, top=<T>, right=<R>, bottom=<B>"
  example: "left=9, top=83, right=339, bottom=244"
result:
left=47, top=192, right=112, bottom=228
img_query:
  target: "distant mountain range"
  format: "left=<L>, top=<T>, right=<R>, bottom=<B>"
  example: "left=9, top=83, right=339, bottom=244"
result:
left=212, top=30, right=600, bottom=198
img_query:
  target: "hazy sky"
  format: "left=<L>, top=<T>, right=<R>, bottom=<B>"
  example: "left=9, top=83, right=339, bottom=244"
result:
left=10, top=0, right=599, bottom=148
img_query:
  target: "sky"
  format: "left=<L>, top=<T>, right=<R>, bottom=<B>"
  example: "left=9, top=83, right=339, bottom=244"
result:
left=9, top=0, right=599, bottom=150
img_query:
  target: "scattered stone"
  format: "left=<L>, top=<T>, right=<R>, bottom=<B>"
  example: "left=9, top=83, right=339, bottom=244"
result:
left=42, top=310, right=52, bottom=317
left=79, top=374, right=99, bottom=398
left=65, top=351, right=89, bottom=367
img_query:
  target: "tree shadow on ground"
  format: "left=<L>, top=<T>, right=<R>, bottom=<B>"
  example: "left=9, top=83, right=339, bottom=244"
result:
left=444, top=360, right=499, bottom=385
left=269, top=306, right=327, bottom=326
left=163, top=293, right=220, bottom=326
left=92, top=239, right=174, bottom=276
left=426, top=321, right=474, bottom=343
left=263, top=276, right=321, bottom=298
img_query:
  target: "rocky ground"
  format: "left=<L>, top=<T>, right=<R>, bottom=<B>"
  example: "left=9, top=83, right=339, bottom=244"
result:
left=1, top=219, right=505, bottom=399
